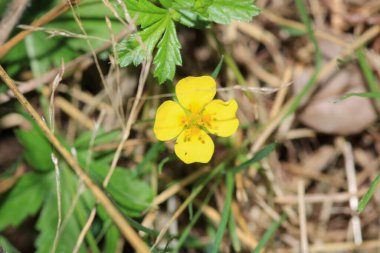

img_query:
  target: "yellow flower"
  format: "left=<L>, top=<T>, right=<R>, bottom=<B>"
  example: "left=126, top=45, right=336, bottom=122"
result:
left=153, top=76, right=239, bottom=164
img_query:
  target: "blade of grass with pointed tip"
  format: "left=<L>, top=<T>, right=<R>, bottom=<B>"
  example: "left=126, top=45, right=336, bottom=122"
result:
left=229, top=209, right=241, bottom=252
left=211, top=171, right=234, bottom=253
left=172, top=177, right=221, bottom=252
left=231, top=143, right=277, bottom=174
left=252, top=213, right=287, bottom=253
left=358, top=173, right=380, bottom=213
left=286, top=0, right=321, bottom=117
left=340, top=92, right=380, bottom=101
left=211, top=55, right=224, bottom=78
left=356, top=48, right=380, bottom=105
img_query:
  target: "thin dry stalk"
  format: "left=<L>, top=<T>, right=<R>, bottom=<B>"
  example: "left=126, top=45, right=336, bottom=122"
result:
left=0, top=0, right=29, bottom=45
left=298, top=180, right=309, bottom=253
left=72, top=208, right=97, bottom=253
left=49, top=66, right=64, bottom=253
left=54, top=96, right=94, bottom=129
left=337, top=137, right=363, bottom=245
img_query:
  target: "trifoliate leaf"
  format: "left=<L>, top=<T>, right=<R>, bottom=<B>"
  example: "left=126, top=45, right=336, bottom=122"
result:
left=207, top=0, right=261, bottom=25
left=0, top=172, right=52, bottom=230
left=154, top=17, right=182, bottom=84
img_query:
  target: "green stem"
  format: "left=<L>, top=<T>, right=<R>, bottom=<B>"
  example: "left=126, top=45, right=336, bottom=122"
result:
left=287, top=0, right=322, bottom=117
left=356, top=47, right=380, bottom=105
left=211, top=171, right=234, bottom=253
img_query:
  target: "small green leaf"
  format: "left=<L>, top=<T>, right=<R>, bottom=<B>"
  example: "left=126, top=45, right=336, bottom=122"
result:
left=118, top=16, right=169, bottom=67
left=74, top=129, right=121, bottom=149
left=159, top=0, right=173, bottom=8
left=0, top=236, right=21, bottom=253
left=126, top=0, right=168, bottom=28
left=15, top=125, right=54, bottom=172
left=103, top=225, right=120, bottom=253
left=208, top=0, right=261, bottom=25
left=78, top=152, right=154, bottom=217
left=0, top=172, right=52, bottom=231
left=153, top=17, right=182, bottom=84
left=35, top=170, right=87, bottom=253
left=96, top=167, right=154, bottom=217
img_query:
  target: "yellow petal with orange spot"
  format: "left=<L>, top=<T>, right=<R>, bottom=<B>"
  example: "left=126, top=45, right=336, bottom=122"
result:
left=174, top=128, right=214, bottom=164
left=154, top=101, right=186, bottom=141
left=175, top=76, right=216, bottom=111
left=202, top=99, right=239, bottom=137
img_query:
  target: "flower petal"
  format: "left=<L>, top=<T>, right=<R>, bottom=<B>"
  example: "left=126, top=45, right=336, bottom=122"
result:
left=174, top=128, right=214, bottom=164
left=176, top=76, right=216, bottom=112
left=202, top=99, right=239, bottom=137
left=154, top=101, right=186, bottom=141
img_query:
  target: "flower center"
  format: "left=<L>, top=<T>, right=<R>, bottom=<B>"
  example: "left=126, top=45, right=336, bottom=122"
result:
left=180, top=106, right=213, bottom=132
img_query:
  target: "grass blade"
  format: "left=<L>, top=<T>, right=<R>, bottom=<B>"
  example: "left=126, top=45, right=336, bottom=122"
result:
left=231, top=143, right=277, bottom=174
left=172, top=178, right=221, bottom=252
left=252, top=213, right=287, bottom=253
left=340, top=92, right=380, bottom=101
left=356, top=48, right=380, bottom=105
left=286, top=0, right=322, bottom=117
left=229, top=209, right=241, bottom=252
left=211, top=55, right=225, bottom=79
left=211, top=171, right=234, bottom=253
left=358, top=173, right=380, bottom=213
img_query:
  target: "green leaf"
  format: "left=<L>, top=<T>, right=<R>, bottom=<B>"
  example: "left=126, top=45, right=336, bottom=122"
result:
left=0, top=172, right=52, bottom=231
left=103, top=225, right=120, bottom=253
left=126, top=0, right=168, bottom=28
left=35, top=170, right=87, bottom=253
left=0, top=236, right=21, bottom=253
left=207, top=0, right=261, bottom=25
left=15, top=125, right=54, bottom=172
left=153, top=17, right=182, bottom=84
left=119, top=1, right=183, bottom=83
left=94, top=166, right=154, bottom=217
left=77, top=152, right=154, bottom=217
left=118, top=16, right=169, bottom=67
left=74, top=129, right=121, bottom=149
